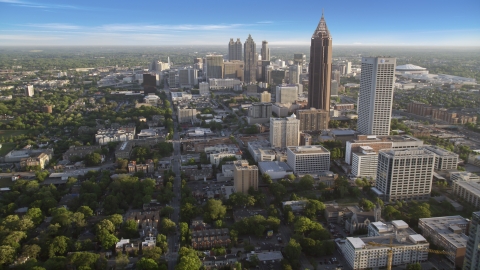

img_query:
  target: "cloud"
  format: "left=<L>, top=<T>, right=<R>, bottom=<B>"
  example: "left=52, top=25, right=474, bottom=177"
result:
left=97, top=23, right=249, bottom=32
left=0, top=0, right=80, bottom=9
left=256, top=21, right=273, bottom=24
left=23, top=23, right=81, bottom=30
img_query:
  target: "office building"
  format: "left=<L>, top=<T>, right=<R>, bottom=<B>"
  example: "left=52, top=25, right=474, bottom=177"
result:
left=25, top=84, right=34, bottom=97
left=419, top=216, right=469, bottom=267
left=357, top=57, right=396, bottom=135
left=261, top=40, right=270, bottom=61
left=296, top=107, right=329, bottom=131
left=308, top=14, right=332, bottom=111
left=260, top=91, right=271, bottom=102
left=208, top=78, right=241, bottom=90
left=228, top=38, right=242, bottom=61
left=293, top=53, right=306, bottom=66
left=178, top=68, right=198, bottom=89
left=343, top=234, right=428, bottom=269
left=374, top=147, right=435, bottom=202
left=270, top=69, right=286, bottom=85
left=206, top=55, right=224, bottom=79
left=345, top=134, right=424, bottom=165
left=270, top=114, right=300, bottom=148
left=286, top=145, right=330, bottom=174
left=224, top=60, right=244, bottom=81
left=423, top=145, right=459, bottom=171
left=345, top=61, right=352, bottom=74
left=275, top=84, right=298, bottom=104
left=178, top=108, right=197, bottom=123
left=464, top=211, right=480, bottom=270
left=244, top=35, right=257, bottom=84
left=289, top=65, right=301, bottom=84
left=233, top=160, right=258, bottom=194
left=351, top=146, right=378, bottom=179
left=247, top=102, right=272, bottom=124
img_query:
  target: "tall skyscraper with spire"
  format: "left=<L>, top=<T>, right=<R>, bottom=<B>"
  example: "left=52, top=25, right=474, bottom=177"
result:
left=228, top=38, right=242, bottom=61
left=261, top=40, right=270, bottom=61
left=244, top=35, right=257, bottom=84
left=308, top=13, right=332, bottom=112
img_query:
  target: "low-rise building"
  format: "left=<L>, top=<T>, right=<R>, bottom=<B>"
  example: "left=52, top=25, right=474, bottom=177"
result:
left=115, top=141, right=134, bottom=159
left=202, top=254, right=237, bottom=269
left=191, top=228, right=231, bottom=250
left=20, top=152, right=50, bottom=169
left=282, top=200, right=307, bottom=212
left=418, top=216, right=469, bottom=267
left=248, top=140, right=275, bottom=162
left=95, top=128, right=135, bottom=145
left=424, top=145, right=459, bottom=171
left=258, top=161, right=293, bottom=179
left=127, top=160, right=154, bottom=174
left=351, top=146, right=378, bottom=180
left=63, top=145, right=101, bottom=161
left=342, top=234, right=429, bottom=269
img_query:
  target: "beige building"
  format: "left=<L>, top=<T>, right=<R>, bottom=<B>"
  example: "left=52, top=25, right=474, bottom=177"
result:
left=269, top=114, right=300, bottom=148
left=233, top=160, right=258, bottom=194
left=296, top=107, right=329, bottom=131
left=275, top=84, right=298, bottom=104
left=224, top=60, right=244, bottom=82
left=20, top=152, right=50, bottom=169
left=178, top=108, right=197, bottom=123
left=206, top=55, right=224, bottom=79
left=260, top=91, right=271, bottom=102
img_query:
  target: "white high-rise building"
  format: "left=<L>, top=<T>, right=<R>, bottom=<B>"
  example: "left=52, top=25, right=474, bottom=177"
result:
left=374, top=147, right=435, bottom=202
left=25, top=84, right=34, bottom=97
left=345, top=61, right=352, bottom=74
left=178, top=68, right=198, bottom=89
left=289, top=65, right=301, bottom=84
left=275, top=84, right=298, bottom=104
left=357, top=57, right=396, bottom=136
left=351, top=146, right=378, bottom=179
left=269, top=114, right=300, bottom=148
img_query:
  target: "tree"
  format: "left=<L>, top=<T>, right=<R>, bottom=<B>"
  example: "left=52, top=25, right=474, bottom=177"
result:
left=108, top=214, right=124, bottom=229
left=176, top=247, right=202, bottom=270
left=160, top=218, right=176, bottom=235
left=203, top=199, right=226, bottom=223
left=96, top=219, right=115, bottom=234
left=77, top=206, right=94, bottom=218
left=406, top=263, right=422, bottom=270
left=305, top=199, right=325, bottom=219
left=44, top=256, right=67, bottom=270
left=298, top=175, right=314, bottom=191
left=359, top=198, right=375, bottom=211
left=67, top=252, right=100, bottom=269
left=49, top=236, right=70, bottom=258
left=116, top=253, right=129, bottom=270
left=383, top=205, right=400, bottom=221
left=143, top=246, right=163, bottom=262
left=160, top=206, right=174, bottom=217
left=284, top=239, right=302, bottom=261
left=84, top=152, right=102, bottom=166
left=21, top=244, right=41, bottom=259
left=123, top=219, right=139, bottom=238
left=410, top=203, right=431, bottom=220
left=0, top=245, right=16, bottom=265
left=99, top=232, right=118, bottom=249
left=137, top=257, right=159, bottom=270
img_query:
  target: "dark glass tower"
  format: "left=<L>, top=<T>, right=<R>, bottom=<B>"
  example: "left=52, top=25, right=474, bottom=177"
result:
left=308, top=13, right=332, bottom=111
left=244, top=34, right=257, bottom=84
left=228, top=38, right=242, bottom=61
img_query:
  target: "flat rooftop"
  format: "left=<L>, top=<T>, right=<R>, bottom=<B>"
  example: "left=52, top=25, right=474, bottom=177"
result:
left=287, top=145, right=329, bottom=154
left=258, top=161, right=292, bottom=173
left=454, top=181, right=480, bottom=196
left=419, top=216, right=469, bottom=248
left=348, top=234, right=428, bottom=250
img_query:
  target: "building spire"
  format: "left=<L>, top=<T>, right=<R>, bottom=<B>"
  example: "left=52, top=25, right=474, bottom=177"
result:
left=312, top=12, right=330, bottom=38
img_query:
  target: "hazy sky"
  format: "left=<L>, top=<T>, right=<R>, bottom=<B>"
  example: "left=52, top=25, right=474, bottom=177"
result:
left=0, top=0, right=479, bottom=46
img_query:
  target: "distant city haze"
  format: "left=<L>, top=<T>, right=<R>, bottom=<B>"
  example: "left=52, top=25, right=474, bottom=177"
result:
left=0, top=0, right=479, bottom=46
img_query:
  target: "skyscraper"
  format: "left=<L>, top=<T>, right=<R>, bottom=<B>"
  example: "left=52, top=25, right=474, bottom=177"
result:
left=308, top=13, right=332, bottom=111
left=261, top=40, right=270, bottom=61
left=244, top=35, right=257, bottom=84
left=289, top=64, right=301, bottom=84
left=228, top=38, right=242, bottom=61
left=293, top=53, right=306, bottom=66
left=464, top=211, right=480, bottom=270
left=205, top=55, right=224, bottom=79
left=357, top=57, right=396, bottom=136
left=296, top=108, right=329, bottom=131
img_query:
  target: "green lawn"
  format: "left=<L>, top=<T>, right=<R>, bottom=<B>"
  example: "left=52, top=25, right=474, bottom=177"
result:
left=0, top=129, right=29, bottom=139
left=0, top=143, right=16, bottom=156
left=0, top=177, right=14, bottom=188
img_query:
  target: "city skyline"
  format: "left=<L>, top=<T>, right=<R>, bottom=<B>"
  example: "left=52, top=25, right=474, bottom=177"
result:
left=0, top=0, right=479, bottom=46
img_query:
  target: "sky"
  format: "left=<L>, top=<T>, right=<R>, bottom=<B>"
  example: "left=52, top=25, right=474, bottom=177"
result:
left=0, top=0, right=479, bottom=46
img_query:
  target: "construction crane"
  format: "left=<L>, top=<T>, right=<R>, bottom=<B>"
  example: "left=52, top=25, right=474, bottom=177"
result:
left=367, top=241, right=454, bottom=270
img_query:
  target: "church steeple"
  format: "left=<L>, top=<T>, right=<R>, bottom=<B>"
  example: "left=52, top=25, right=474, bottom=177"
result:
left=312, top=12, right=331, bottom=38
